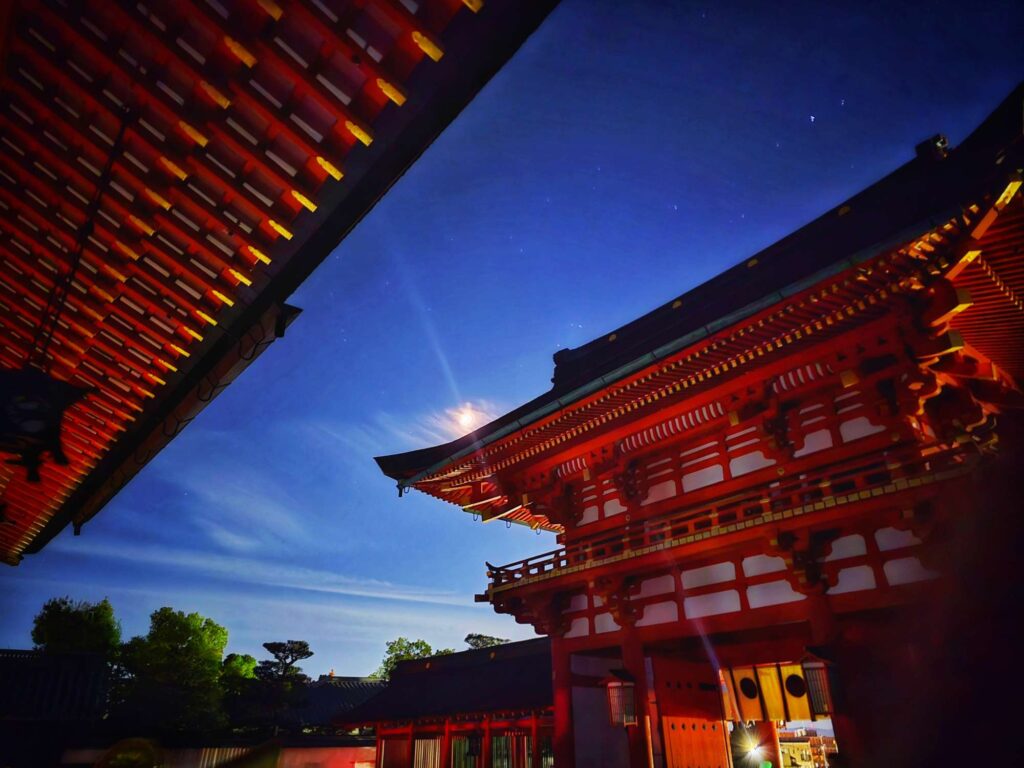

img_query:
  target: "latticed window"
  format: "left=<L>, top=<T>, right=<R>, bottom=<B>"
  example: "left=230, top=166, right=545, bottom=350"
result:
left=413, top=737, right=442, bottom=768
left=490, top=731, right=531, bottom=768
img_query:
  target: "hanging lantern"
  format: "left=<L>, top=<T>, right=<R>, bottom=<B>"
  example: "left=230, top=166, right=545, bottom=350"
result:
left=604, top=669, right=638, bottom=727
left=802, top=660, right=834, bottom=717
left=0, top=368, right=89, bottom=482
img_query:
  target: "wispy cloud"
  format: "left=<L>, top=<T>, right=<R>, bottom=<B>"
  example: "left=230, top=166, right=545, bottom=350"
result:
left=148, top=428, right=316, bottom=552
left=309, top=400, right=504, bottom=461
left=48, top=539, right=470, bottom=607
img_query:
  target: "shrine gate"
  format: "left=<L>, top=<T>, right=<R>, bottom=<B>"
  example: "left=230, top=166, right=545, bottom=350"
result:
left=377, top=83, right=1024, bottom=767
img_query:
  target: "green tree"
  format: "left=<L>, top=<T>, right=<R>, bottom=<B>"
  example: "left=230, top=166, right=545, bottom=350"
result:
left=464, top=633, right=509, bottom=649
left=371, top=637, right=454, bottom=680
left=222, top=652, right=258, bottom=682
left=118, top=607, right=229, bottom=733
left=252, top=641, right=315, bottom=732
left=221, top=652, right=259, bottom=728
left=255, top=641, right=313, bottom=683
left=31, top=596, right=121, bottom=658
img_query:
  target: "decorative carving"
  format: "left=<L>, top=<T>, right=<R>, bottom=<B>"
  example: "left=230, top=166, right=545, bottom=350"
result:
left=769, top=528, right=842, bottom=595
left=491, top=591, right=571, bottom=636
left=593, top=574, right=640, bottom=627
left=533, top=480, right=580, bottom=529
left=613, top=460, right=645, bottom=503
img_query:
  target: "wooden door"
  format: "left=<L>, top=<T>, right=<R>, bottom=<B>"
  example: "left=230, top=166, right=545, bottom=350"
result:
left=651, top=658, right=731, bottom=768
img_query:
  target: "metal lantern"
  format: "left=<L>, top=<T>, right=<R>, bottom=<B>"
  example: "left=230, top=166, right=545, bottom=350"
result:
left=0, top=368, right=88, bottom=482
left=604, top=669, right=638, bottom=727
left=802, top=661, right=835, bottom=717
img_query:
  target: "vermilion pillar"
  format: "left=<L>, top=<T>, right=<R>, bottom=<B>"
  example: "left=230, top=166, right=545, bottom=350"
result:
left=551, top=636, right=575, bottom=767
left=621, top=628, right=650, bottom=768
left=531, top=711, right=541, bottom=768
left=441, top=719, right=452, bottom=768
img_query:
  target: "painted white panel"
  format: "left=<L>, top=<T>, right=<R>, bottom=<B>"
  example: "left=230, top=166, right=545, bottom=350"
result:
left=875, top=527, right=922, bottom=552
left=594, top=612, right=620, bottom=634
left=636, top=600, right=679, bottom=627
left=684, top=589, right=741, bottom=619
left=682, top=561, right=735, bottom=589
left=641, top=479, right=677, bottom=506
left=729, top=450, right=775, bottom=477
left=829, top=565, right=877, bottom=594
left=566, top=593, right=588, bottom=612
left=579, top=505, right=599, bottom=525
left=726, top=425, right=759, bottom=440
left=592, top=594, right=604, bottom=608
left=681, top=440, right=718, bottom=458
left=884, top=557, right=938, bottom=586
left=823, top=534, right=867, bottom=561
left=742, top=554, right=787, bottom=577
left=682, top=464, right=724, bottom=492
left=564, top=617, right=589, bottom=639
left=747, top=580, right=806, bottom=609
left=638, top=574, right=676, bottom=597
left=840, top=416, right=886, bottom=442
left=603, top=497, right=626, bottom=516
left=793, top=428, right=834, bottom=457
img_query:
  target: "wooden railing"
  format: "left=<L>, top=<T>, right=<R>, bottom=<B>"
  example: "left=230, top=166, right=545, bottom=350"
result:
left=486, top=444, right=967, bottom=591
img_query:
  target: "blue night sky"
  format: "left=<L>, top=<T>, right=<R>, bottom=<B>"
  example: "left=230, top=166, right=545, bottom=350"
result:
left=2, top=1, right=1022, bottom=677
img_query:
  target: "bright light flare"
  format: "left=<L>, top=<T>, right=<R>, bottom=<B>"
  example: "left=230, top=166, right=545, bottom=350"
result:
left=454, top=404, right=484, bottom=432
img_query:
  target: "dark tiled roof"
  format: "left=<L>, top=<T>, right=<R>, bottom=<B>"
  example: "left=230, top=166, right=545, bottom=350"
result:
left=0, top=649, right=109, bottom=721
left=376, top=81, right=1024, bottom=483
left=338, top=638, right=551, bottom=724
left=295, top=677, right=387, bottom=726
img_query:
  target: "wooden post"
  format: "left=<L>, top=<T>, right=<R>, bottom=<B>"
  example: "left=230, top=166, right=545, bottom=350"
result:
left=621, top=629, right=649, bottom=768
left=530, top=711, right=540, bottom=768
left=551, top=636, right=575, bottom=767
left=483, top=713, right=493, bottom=768
left=442, top=718, right=452, bottom=768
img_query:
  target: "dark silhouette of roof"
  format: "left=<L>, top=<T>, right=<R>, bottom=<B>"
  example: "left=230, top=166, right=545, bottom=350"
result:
left=376, top=81, right=1024, bottom=484
left=294, top=677, right=387, bottom=726
left=0, top=649, right=109, bottom=722
left=339, top=638, right=552, bottom=724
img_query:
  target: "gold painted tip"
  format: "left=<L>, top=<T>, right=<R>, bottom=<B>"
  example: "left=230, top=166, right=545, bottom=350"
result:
left=412, top=31, right=444, bottom=62
left=376, top=78, right=407, bottom=106
left=316, top=156, right=343, bottom=181
left=159, top=156, right=188, bottom=181
left=268, top=219, right=293, bottom=240
left=228, top=268, right=253, bottom=287
left=224, top=36, right=257, bottom=67
left=247, top=245, right=272, bottom=265
left=344, top=120, right=373, bottom=147
left=257, top=0, right=283, bottom=20
left=200, top=81, right=231, bottom=109
left=290, top=189, right=317, bottom=212
left=178, top=121, right=209, bottom=148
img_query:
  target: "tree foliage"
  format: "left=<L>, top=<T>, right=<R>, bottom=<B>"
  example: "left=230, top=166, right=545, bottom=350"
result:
left=222, top=653, right=257, bottom=681
left=464, top=633, right=509, bottom=649
left=372, top=637, right=454, bottom=680
left=31, top=596, right=121, bottom=658
left=118, top=607, right=229, bottom=733
left=255, top=640, right=313, bottom=682
left=247, top=640, right=315, bottom=729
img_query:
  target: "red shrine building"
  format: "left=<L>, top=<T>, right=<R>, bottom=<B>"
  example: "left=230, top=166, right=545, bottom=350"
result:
left=377, top=84, right=1024, bottom=767
left=0, top=0, right=558, bottom=565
